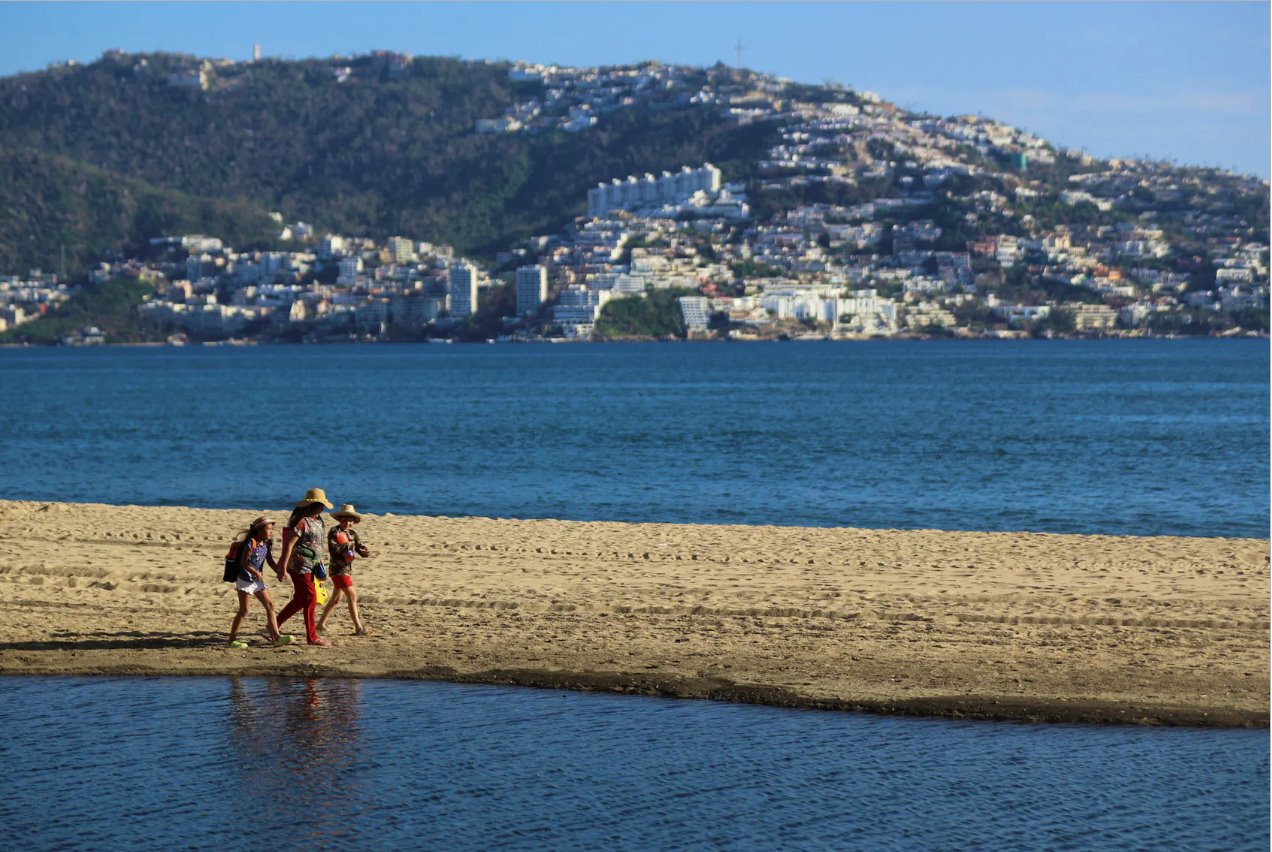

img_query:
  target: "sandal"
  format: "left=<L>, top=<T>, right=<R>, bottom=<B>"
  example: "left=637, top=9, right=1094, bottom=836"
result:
left=228, top=640, right=249, bottom=649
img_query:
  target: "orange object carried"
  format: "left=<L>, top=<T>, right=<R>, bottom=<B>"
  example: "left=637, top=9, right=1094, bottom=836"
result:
left=335, top=531, right=349, bottom=545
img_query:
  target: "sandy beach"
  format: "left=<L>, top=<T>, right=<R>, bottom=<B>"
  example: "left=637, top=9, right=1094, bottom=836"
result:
left=0, top=499, right=1265, bottom=726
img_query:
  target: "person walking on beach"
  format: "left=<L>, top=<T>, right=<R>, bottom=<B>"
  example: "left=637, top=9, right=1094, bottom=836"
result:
left=274, top=488, right=332, bottom=647
left=227, top=515, right=283, bottom=648
left=318, top=504, right=372, bottom=636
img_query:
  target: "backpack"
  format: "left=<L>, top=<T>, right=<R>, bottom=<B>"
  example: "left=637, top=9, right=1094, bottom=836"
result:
left=223, top=536, right=246, bottom=582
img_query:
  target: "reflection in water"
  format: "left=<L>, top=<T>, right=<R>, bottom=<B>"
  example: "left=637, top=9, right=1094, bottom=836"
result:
left=1, top=677, right=1267, bottom=849
left=228, top=678, right=363, bottom=836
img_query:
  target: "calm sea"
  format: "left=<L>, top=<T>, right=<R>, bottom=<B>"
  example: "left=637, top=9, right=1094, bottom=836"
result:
left=0, top=339, right=1266, bottom=537
left=2, top=341, right=1267, bottom=847
left=0, top=677, right=1267, bottom=850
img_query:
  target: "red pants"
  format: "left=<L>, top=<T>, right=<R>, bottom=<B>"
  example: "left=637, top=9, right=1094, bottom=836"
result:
left=276, top=572, right=319, bottom=643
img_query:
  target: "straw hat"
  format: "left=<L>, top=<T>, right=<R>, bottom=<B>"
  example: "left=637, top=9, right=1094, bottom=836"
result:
left=250, top=515, right=276, bottom=530
left=332, top=504, right=363, bottom=523
left=295, top=487, right=333, bottom=509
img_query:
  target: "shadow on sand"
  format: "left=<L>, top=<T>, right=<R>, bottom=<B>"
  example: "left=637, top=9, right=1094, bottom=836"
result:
left=0, top=630, right=225, bottom=651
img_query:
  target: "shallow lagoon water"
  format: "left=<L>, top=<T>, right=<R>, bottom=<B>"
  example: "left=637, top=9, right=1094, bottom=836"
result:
left=0, top=677, right=1267, bottom=849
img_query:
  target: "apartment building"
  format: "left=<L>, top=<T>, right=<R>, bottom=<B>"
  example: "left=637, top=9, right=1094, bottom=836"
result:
left=337, top=257, right=363, bottom=287
left=553, top=286, right=611, bottom=338
left=587, top=164, right=722, bottom=218
left=679, top=296, right=711, bottom=331
left=904, top=303, right=957, bottom=329
left=516, top=265, right=548, bottom=316
left=1071, top=304, right=1118, bottom=331
left=449, top=262, right=479, bottom=317
left=390, top=237, right=417, bottom=264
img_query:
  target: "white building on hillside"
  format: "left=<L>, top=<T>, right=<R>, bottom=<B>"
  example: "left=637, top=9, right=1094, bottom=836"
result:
left=679, top=296, right=711, bottom=332
left=587, top=164, right=722, bottom=218
left=318, top=235, right=347, bottom=259
left=337, top=256, right=363, bottom=287
left=832, top=289, right=900, bottom=332
left=449, top=262, right=479, bottom=317
left=390, top=237, right=416, bottom=264
left=553, top=286, right=611, bottom=338
left=516, top=265, right=548, bottom=315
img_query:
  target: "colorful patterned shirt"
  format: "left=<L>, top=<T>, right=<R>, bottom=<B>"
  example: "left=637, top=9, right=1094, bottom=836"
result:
left=287, top=516, right=325, bottom=575
left=327, top=525, right=363, bottom=576
left=237, top=536, right=272, bottom=584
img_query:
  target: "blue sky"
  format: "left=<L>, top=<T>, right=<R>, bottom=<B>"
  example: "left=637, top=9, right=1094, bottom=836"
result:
left=3, top=2, right=1269, bottom=178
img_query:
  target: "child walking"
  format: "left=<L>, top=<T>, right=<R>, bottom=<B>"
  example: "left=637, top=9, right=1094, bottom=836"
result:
left=227, top=516, right=282, bottom=648
left=318, top=504, right=372, bottom=635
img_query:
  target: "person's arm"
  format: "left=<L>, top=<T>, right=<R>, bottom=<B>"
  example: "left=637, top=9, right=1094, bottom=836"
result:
left=275, top=526, right=296, bottom=580
left=265, top=539, right=277, bottom=571
left=239, top=538, right=265, bottom=583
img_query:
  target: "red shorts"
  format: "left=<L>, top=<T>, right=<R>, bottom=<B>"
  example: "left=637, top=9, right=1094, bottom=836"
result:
left=332, top=574, right=354, bottom=589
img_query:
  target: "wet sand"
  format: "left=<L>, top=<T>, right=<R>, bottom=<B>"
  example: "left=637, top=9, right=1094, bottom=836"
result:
left=0, top=500, right=1266, bottom=726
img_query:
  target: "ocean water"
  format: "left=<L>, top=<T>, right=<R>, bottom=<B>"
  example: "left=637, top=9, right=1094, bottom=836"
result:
left=0, top=339, right=1266, bottom=537
left=0, top=677, right=1267, bottom=850
left=2, top=341, right=1267, bottom=847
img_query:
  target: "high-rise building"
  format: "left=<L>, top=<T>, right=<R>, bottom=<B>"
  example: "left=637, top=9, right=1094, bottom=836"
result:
left=678, top=296, right=711, bottom=332
left=318, top=235, right=347, bottom=259
left=552, top=286, right=611, bottom=339
left=515, top=265, right=548, bottom=316
left=337, top=256, right=363, bottom=287
left=449, top=262, right=479, bottom=317
left=390, top=237, right=416, bottom=264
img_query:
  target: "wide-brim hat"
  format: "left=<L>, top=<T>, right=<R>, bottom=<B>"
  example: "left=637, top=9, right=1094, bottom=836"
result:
left=332, top=503, right=362, bottom=523
left=295, top=487, right=334, bottom=509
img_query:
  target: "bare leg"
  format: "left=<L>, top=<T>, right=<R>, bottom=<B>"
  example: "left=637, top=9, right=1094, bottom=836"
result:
left=255, top=588, right=280, bottom=640
left=346, top=586, right=366, bottom=634
left=229, top=591, right=250, bottom=642
left=317, top=585, right=343, bottom=632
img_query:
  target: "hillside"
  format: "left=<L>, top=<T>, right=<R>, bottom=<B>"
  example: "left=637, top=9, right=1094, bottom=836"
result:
left=0, top=53, right=777, bottom=271
left=0, top=275, right=153, bottom=343
left=0, top=148, right=277, bottom=274
left=0, top=50, right=1266, bottom=345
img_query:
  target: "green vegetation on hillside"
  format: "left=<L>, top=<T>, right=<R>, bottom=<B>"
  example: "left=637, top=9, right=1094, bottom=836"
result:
left=0, top=53, right=779, bottom=272
left=456, top=281, right=517, bottom=342
left=0, top=276, right=155, bottom=343
left=593, top=289, right=693, bottom=339
left=0, top=148, right=277, bottom=275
